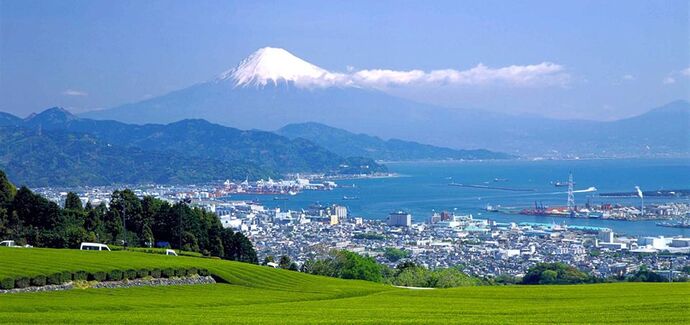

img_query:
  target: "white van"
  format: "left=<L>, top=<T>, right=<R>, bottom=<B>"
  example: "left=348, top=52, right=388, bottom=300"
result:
left=165, top=249, right=178, bottom=256
left=80, top=242, right=111, bottom=251
left=0, top=240, right=17, bottom=247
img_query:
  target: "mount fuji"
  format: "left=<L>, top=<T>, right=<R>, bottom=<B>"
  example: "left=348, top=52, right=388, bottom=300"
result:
left=82, top=47, right=690, bottom=157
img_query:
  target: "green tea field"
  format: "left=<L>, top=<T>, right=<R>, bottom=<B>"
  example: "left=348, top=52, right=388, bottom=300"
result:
left=1, top=248, right=688, bottom=324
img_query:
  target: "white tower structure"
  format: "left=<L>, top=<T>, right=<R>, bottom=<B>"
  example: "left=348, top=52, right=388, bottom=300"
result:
left=567, top=172, right=575, bottom=213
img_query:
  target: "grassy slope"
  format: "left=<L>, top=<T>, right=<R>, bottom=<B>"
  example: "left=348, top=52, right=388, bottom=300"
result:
left=1, top=248, right=689, bottom=324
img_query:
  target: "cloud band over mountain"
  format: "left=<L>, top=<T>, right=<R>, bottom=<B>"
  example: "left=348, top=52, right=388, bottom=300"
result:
left=222, top=47, right=569, bottom=89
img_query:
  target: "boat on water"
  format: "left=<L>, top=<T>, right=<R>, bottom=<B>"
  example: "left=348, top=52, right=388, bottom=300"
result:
left=656, top=221, right=690, bottom=229
left=552, top=181, right=576, bottom=187
left=273, top=196, right=289, bottom=201
left=449, top=183, right=535, bottom=192
left=342, top=196, right=359, bottom=200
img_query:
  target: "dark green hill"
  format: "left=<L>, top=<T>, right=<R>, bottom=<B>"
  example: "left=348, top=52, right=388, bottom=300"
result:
left=277, top=122, right=512, bottom=161
left=0, top=107, right=386, bottom=186
left=23, top=108, right=384, bottom=174
left=0, top=127, right=274, bottom=187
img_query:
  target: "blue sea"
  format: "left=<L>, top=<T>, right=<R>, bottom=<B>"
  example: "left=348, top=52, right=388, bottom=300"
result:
left=231, top=158, right=690, bottom=237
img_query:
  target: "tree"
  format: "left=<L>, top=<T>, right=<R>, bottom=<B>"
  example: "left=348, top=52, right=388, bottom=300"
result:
left=429, top=268, right=478, bottom=288
left=522, top=263, right=590, bottom=285
left=262, top=255, right=275, bottom=266
left=0, top=170, right=16, bottom=207
left=181, top=231, right=199, bottom=252
left=64, top=192, right=83, bottom=211
left=303, top=250, right=383, bottom=282
left=627, top=266, right=666, bottom=282
left=278, top=255, right=292, bottom=269
left=383, top=247, right=409, bottom=262
left=142, top=224, right=154, bottom=247
left=0, top=172, right=259, bottom=260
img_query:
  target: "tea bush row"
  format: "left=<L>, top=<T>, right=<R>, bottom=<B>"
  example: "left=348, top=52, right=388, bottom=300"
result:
left=0, top=267, right=209, bottom=290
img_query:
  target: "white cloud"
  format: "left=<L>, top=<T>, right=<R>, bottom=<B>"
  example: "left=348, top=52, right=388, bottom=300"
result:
left=682, top=67, right=690, bottom=77
left=62, top=89, right=88, bottom=96
left=622, top=74, right=635, bottom=81
left=663, top=77, right=676, bottom=84
left=663, top=67, right=690, bottom=85
left=333, top=62, right=569, bottom=88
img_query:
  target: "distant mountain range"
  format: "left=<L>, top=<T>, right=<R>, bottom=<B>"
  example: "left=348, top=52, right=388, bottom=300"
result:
left=277, top=122, right=512, bottom=161
left=0, top=127, right=273, bottom=187
left=0, top=108, right=389, bottom=187
left=81, top=47, right=690, bottom=157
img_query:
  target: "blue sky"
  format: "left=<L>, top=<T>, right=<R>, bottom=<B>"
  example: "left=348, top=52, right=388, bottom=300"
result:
left=1, top=0, right=688, bottom=120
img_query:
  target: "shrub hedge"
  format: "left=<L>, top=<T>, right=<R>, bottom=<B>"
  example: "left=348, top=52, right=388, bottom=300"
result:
left=124, top=269, right=137, bottom=280
left=47, top=272, right=65, bottom=285
left=31, top=275, right=46, bottom=287
left=62, top=271, right=73, bottom=282
left=0, top=277, right=14, bottom=290
left=73, top=271, right=88, bottom=281
left=162, top=268, right=175, bottom=278
left=14, top=276, right=30, bottom=288
left=1, top=267, right=208, bottom=290
left=107, top=270, right=123, bottom=281
left=137, top=269, right=149, bottom=278
left=89, top=271, right=107, bottom=282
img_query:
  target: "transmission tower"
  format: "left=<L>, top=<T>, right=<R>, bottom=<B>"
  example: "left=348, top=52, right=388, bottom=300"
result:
left=567, top=172, right=575, bottom=213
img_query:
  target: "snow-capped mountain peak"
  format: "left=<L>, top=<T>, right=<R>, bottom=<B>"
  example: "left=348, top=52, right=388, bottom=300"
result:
left=220, top=47, right=342, bottom=88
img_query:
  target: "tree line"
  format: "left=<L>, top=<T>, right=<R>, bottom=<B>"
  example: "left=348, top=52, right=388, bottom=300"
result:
left=265, top=250, right=688, bottom=287
left=0, top=171, right=257, bottom=263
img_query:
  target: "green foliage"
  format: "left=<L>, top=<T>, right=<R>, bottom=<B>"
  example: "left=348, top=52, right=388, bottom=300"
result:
left=88, top=271, right=107, bottom=282
left=383, top=247, right=409, bottom=262
left=302, top=250, right=383, bottom=282
left=72, top=270, right=88, bottom=281
left=64, top=192, right=83, bottom=211
left=278, top=122, right=512, bottom=161
left=0, top=277, right=14, bottom=289
left=107, top=270, right=123, bottom=281
left=522, top=263, right=590, bottom=285
left=30, top=274, right=46, bottom=286
left=627, top=267, right=667, bottom=282
left=124, top=269, right=138, bottom=280
left=150, top=269, right=162, bottom=278
left=0, top=127, right=276, bottom=187
left=1, top=248, right=688, bottom=323
left=0, top=176, right=257, bottom=264
left=136, top=269, right=149, bottom=278
left=13, top=276, right=30, bottom=288
left=353, top=233, right=385, bottom=240
left=162, top=268, right=175, bottom=278
left=0, top=113, right=389, bottom=187
left=46, top=272, right=66, bottom=285
left=278, top=255, right=292, bottom=269
left=493, top=274, right=521, bottom=285
left=387, top=263, right=480, bottom=288
left=61, top=271, right=72, bottom=282
left=262, top=255, right=275, bottom=266
left=220, top=228, right=257, bottom=264
left=174, top=267, right=187, bottom=277
left=0, top=170, right=16, bottom=206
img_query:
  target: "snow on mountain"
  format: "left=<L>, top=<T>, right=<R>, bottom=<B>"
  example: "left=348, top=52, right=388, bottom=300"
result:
left=219, top=47, right=348, bottom=88
left=79, top=47, right=690, bottom=157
